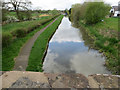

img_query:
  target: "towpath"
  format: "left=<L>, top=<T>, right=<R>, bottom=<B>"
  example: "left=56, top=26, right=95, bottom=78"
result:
left=13, top=17, right=59, bottom=71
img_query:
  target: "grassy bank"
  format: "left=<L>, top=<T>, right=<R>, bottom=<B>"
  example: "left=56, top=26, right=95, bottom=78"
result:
left=2, top=15, right=60, bottom=48
left=78, top=17, right=119, bottom=74
left=26, top=15, right=64, bottom=72
left=2, top=16, right=59, bottom=71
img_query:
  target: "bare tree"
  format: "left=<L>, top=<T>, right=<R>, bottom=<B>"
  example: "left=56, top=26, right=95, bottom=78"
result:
left=3, top=0, right=32, bottom=20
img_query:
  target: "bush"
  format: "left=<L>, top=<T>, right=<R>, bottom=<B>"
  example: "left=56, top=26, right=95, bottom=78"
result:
left=71, top=4, right=86, bottom=26
left=11, top=30, right=17, bottom=37
left=16, top=29, right=26, bottom=38
left=2, top=32, right=12, bottom=47
left=95, top=40, right=104, bottom=48
left=70, top=2, right=111, bottom=25
left=109, top=38, right=118, bottom=44
left=2, top=9, right=8, bottom=22
left=6, top=16, right=19, bottom=23
left=84, top=2, right=110, bottom=24
left=17, top=12, right=24, bottom=21
left=48, top=9, right=60, bottom=15
left=24, top=11, right=32, bottom=20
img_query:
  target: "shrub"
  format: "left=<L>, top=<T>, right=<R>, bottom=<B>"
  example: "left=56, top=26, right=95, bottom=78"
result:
left=6, top=16, right=19, bottom=23
left=107, top=59, right=117, bottom=67
left=109, top=38, right=118, bottom=44
left=2, top=32, right=12, bottom=47
left=48, top=9, right=60, bottom=15
left=70, top=2, right=110, bottom=25
left=24, top=11, right=32, bottom=20
left=71, top=4, right=86, bottom=26
left=95, top=40, right=104, bottom=48
left=17, top=12, right=25, bottom=21
left=2, top=9, right=8, bottom=22
left=16, top=29, right=26, bottom=38
left=84, top=2, right=110, bottom=24
left=11, top=30, right=17, bottom=37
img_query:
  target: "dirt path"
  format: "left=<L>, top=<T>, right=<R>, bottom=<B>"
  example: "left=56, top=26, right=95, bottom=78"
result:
left=13, top=17, right=59, bottom=71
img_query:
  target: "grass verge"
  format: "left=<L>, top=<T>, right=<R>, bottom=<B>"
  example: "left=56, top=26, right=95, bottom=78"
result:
left=2, top=16, right=59, bottom=71
left=26, top=15, right=64, bottom=72
left=78, top=17, right=120, bottom=74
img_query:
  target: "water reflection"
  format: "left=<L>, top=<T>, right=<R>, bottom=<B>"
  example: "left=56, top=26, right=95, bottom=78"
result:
left=51, top=17, right=83, bottom=43
left=43, top=17, right=110, bottom=76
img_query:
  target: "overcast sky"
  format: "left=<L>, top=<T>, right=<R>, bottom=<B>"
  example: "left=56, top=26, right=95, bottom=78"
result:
left=31, top=0, right=120, bottom=10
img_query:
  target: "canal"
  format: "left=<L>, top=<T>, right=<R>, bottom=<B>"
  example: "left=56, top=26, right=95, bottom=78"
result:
left=43, top=17, right=111, bottom=76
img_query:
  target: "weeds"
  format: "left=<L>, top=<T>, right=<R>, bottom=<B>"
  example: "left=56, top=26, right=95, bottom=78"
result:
left=2, top=32, right=12, bottom=47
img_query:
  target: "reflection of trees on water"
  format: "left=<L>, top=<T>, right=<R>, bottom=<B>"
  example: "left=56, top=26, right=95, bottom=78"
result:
left=79, top=27, right=94, bottom=47
left=71, top=22, right=94, bottom=50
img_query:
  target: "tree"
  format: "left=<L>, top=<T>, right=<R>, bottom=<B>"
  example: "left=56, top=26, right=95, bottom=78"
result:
left=3, top=0, right=32, bottom=21
left=49, top=9, right=60, bottom=15
left=64, top=9, right=69, bottom=15
left=71, top=4, right=82, bottom=25
left=70, top=1, right=111, bottom=25
left=34, top=6, right=42, bottom=13
left=2, top=3, right=7, bottom=22
left=84, top=2, right=111, bottom=24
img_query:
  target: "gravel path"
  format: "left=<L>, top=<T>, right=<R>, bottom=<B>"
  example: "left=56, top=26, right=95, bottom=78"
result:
left=13, top=17, right=59, bottom=71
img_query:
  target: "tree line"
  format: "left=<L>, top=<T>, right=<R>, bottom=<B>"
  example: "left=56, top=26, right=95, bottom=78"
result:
left=69, top=2, right=111, bottom=26
left=2, top=0, right=61, bottom=23
left=2, top=0, right=32, bottom=22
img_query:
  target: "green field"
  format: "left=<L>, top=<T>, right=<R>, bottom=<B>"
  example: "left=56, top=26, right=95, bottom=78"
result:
left=26, top=15, right=64, bottom=72
left=79, top=17, right=119, bottom=74
left=7, top=11, right=50, bottom=20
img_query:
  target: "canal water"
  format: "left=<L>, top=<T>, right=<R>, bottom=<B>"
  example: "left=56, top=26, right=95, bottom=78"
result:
left=43, top=17, right=111, bottom=76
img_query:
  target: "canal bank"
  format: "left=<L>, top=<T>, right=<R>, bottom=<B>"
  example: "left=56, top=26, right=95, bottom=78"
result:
left=43, top=17, right=111, bottom=76
left=76, top=18, right=119, bottom=75
left=26, top=15, right=64, bottom=71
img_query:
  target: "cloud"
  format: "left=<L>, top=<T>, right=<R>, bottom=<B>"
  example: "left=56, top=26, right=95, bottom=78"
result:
left=31, top=0, right=82, bottom=10
left=31, top=0, right=120, bottom=10
left=104, top=0, right=119, bottom=6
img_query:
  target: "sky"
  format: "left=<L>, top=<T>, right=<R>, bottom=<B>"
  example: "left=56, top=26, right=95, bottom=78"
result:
left=31, top=0, right=120, bottom=10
